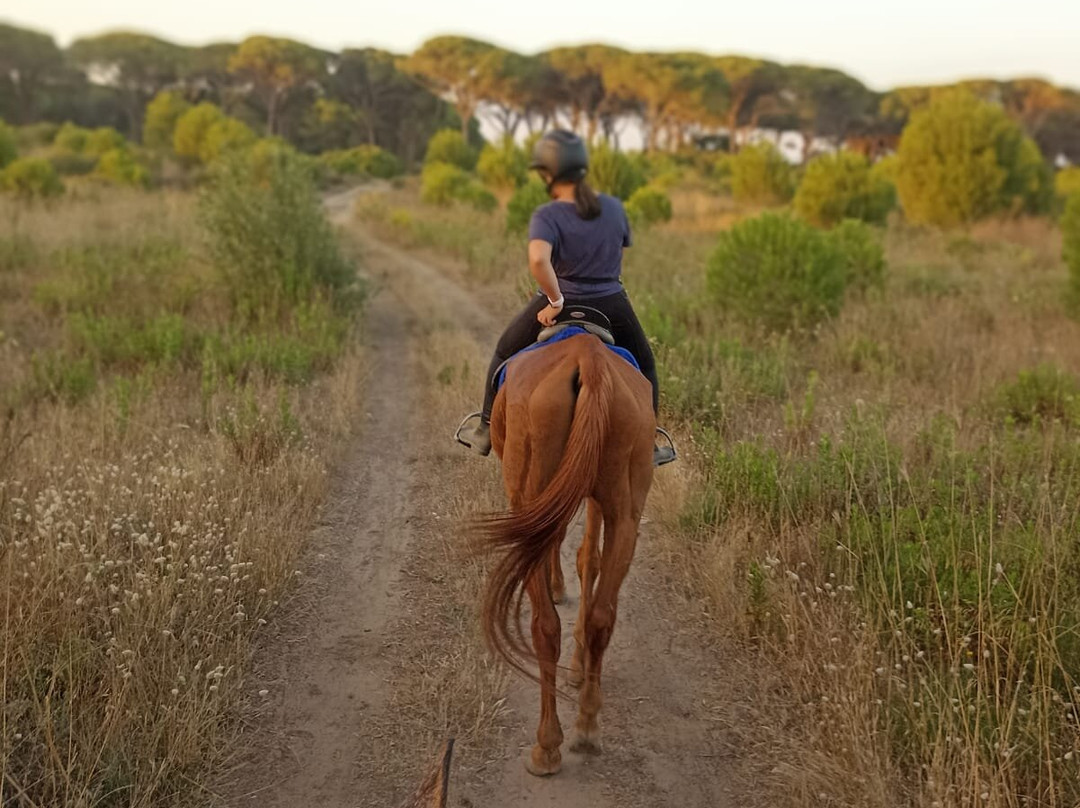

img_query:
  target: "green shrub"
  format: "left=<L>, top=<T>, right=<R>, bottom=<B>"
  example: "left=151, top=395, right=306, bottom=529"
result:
left=1056, top=167, right=1080, bottom=201
left=94, top=149, right=151, bottom=187
left=0, top=119, right=16, bottom=169
left=625, top=185, right=673, bottom=227
left=419, top=161, right=494, bottom=210
left=143, top=91, right=191, bottom=151
left=588, top=142, right=645, bottom=200
left=476, top=137, right=527, bottom=191
left=44, top=147, right=96, bottom=176
left=85, top=127, right=127, bottom=157
left=69, top=313, right=193, bottom=368
left=730, top=142, right=794, bottom=205
left=506, top=178, right=550, bottom=234
left=1, top=157, right=64, bottom=200
left=828, top=219, right=887, bottom=292
left=706, top=212, right=848, bottom=332
left=30, top=352, right=96, bottom=404
left=794, top=151, right=895, bottom=227
left=633, top=151, right=684, bottom=191
left=424, top=129, right=476, bottom=171
left=53, top=122, right=91, bottom=153
left=319, top=145, right=402, bottom=179
left=895, top=90, right=1052, bottom=227
left=420, top=161, right=470, bottom=205
left=201, top=117, right=257, bottom=164
left=993, top=364, right=1080, bottom=427
left=14, top=122, right=58, bottom=151
left=173, top=102, right=224, bottom=164
left=1064, top=193, right=1080, bottom=312
left=199, top=150, right=354, bottom=316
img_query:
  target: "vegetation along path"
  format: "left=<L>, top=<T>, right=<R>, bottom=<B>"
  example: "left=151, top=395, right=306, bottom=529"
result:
left=224, top=187, right=757, bottom=807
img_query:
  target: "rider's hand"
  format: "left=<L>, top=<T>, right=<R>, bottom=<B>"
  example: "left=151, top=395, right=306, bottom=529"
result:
left=537, top=303, right=562, bottom=327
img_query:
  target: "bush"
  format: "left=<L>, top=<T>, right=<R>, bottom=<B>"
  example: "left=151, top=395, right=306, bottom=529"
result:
left=476, top=137, right=527, bottom=191
left=625, top=185, right=673, bottom=227
left=424, top=129, right=476, bottom=171
left=731, top=142, right=794, bottom=205
left=895, top=90, right=1053, bottom=227
left=14, top=121, right=58, bottom=151
left=94, top=148, right=151, bottom=187
left=506, top=178, right=550, bottom=234
left=1064, top=193, right=1080, bottom=312
left=53, top=122, right=91, bottom=153
left=199, top=150, right=354, bottom=316
left=1, top=157, right=64, bottom=200
left=588, top=142, right=645, bottom=200
left=419, top=161, right=494, bottom=210
left=319, top=145, right=402, bottom=179
left=173, top=103, right=224, bottom=164
left=706, top=212, right=848, bottom=332
left=993, top=364, right=1080, bottom=426
left=794, top=151, right=896, bottom=227
left=44, top=147, right=96, bottom=176
left=201, top=118, right=257, bottom=164
left=143, top=91, right=191, bottom=151
left=1056, top=167, right=1080, bottom=201
left=85, top=127, right=127, bottom=157
left=829, top=219, right=887, bottom=292
left=0, top=119, right=16, bottom=169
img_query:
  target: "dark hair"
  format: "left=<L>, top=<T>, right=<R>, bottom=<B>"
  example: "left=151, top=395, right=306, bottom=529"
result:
left=574, top=178, right=602, bottom=221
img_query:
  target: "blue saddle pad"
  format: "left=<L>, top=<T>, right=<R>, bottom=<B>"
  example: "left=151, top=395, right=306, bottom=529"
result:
left=496, top=326, right=640, bottom=392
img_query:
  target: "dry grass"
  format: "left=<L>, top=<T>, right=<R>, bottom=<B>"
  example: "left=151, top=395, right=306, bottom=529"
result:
left=0, top=190, right=364, bottom=806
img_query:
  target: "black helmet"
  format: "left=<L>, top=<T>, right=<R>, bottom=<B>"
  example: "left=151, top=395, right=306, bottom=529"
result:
left=530, top=130, right=589, bottom=184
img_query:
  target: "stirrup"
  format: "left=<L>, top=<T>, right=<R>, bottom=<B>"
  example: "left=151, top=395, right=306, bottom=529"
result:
left=654, top=427, right=678, bottom=467
left=454, top=412, right=483, bottom=447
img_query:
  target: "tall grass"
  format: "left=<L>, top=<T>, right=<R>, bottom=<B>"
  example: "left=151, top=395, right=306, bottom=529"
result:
left=0, top=173, right=362, bottom=805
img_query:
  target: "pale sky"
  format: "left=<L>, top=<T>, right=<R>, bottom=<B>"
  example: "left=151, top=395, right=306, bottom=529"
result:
left=2, top=0, right=1077, bottom=91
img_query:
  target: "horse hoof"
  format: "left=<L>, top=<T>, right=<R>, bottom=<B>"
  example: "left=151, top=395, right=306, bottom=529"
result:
left=569, top=729, right=602, bottom=756
left=525, top=746, right=562, bottom=777
left=551, top=589, right=567, bottom=605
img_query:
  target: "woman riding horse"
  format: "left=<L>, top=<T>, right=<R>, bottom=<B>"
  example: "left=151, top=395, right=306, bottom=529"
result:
left=456, top=130, right=675, bottom=467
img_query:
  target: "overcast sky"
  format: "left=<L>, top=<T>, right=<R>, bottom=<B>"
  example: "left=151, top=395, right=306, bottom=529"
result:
left=3, top=0, right=1077, bottom=91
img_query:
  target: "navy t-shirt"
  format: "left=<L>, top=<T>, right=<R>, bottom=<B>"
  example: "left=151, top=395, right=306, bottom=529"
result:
left=528, top=194, right=632, bottom=299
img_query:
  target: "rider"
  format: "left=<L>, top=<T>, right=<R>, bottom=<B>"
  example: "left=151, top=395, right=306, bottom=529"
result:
left=457, top=129, right=676, bottom=467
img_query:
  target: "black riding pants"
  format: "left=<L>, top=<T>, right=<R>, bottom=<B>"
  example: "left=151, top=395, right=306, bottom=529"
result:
left=481, top=290, right=660, bottom=421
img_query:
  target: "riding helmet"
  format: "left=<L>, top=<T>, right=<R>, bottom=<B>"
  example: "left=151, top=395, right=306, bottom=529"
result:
left=530, top=130, right=589, bottom=183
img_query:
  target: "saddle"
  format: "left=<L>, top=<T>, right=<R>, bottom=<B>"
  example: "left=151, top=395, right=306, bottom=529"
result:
left=491, top=306, right=635, bottom=394
left=538, top=305, right=615, bottom=346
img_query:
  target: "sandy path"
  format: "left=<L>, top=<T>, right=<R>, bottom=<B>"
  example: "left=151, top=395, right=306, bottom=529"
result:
left=225, top=188, right=754, bottom=808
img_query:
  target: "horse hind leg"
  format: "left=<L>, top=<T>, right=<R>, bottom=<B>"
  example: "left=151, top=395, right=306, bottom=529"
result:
left=524, top=569, right=564, bottom=776
left=568, top=499, right=602, bottom=688
left=548, top=529, right=567, bottom=604
left=569, top=514, right=638, bottom=756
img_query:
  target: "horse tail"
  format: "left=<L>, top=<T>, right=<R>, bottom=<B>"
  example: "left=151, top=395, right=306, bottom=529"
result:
left=480, top=345, right=612, bottom=675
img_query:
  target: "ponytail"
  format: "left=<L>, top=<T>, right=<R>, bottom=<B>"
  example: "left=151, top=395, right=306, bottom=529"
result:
left=574, top=179, right=602, bottom=221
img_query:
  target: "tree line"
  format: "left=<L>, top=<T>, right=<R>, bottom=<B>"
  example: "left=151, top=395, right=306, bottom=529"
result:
left=2, top=21, right=1079, bottom=164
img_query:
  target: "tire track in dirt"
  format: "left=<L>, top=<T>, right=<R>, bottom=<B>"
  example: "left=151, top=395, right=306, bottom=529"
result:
left=227, top=187, right=755, bottom=808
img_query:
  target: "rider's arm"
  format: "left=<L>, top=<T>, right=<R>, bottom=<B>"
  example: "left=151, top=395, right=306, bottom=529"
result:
left=528, top=239, right=562, bottom=306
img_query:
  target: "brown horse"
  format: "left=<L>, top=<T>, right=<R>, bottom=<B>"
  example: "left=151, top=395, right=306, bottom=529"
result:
left=479, top=332, right=655, bottom=776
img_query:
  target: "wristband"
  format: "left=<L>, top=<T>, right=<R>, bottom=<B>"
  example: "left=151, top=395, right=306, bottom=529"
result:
left=547, top=294, right=564, bottom=309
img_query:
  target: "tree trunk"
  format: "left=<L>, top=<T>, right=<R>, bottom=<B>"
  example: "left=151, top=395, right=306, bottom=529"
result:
left=267, top=89, right=280, bottom=136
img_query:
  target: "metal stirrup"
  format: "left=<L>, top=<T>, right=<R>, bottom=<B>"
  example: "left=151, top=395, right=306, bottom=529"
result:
left=454, top=412, right=483, bottom=446
left=655, top=426, right=677, bottom=460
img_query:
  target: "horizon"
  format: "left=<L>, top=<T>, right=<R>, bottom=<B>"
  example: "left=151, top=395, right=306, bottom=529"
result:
left=3, top=0, right=1079, bottom=93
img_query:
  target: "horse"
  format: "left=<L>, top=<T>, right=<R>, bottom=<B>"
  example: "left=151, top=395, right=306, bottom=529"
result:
left=479, top=331, right=656, bottom=776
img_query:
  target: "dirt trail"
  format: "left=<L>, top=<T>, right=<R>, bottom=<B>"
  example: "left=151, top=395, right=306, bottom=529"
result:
left=226, top=188, right=753, bottom=808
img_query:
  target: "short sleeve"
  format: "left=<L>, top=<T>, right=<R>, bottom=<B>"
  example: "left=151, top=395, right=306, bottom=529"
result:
left=528, top=207, right=558, bottom=246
